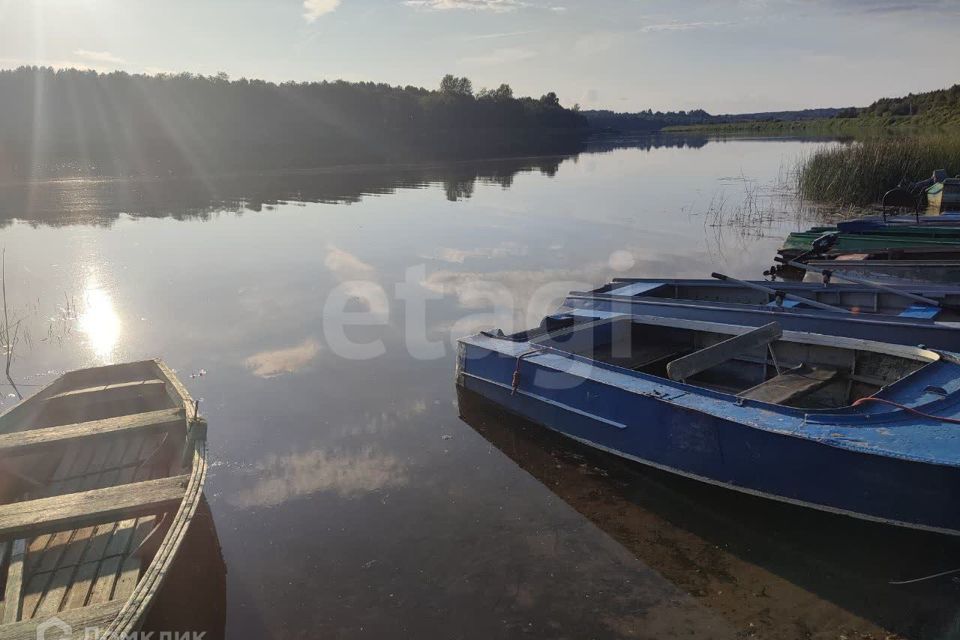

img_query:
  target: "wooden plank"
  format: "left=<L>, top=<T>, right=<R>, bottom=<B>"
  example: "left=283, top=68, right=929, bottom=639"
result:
left=62, top=561, right=100, bottom=610
left=738, top=366, right=839, bottom=405
left=667, top=322, right=783, bottom=382
left=32, top=566, right=73, bottom=618
left=111, top=517, right=154, bottom=603
left=45, top=379, right=166, bottom=403
left=0, top=599, right=122, bottom=640
left=0, top=409, right=183, bottom=458
left=86, top=556, right=122, bottom=606
left=2, top=540, right=25, bottom=623
left=0, top=475, right=188, bottom=540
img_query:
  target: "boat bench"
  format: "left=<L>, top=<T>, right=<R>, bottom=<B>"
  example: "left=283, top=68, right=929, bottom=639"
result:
left=667, top=322, right=782, bottom=382
left=737, top=365, right=839, bottom=405
left=593, top=343, right=689, bottom=371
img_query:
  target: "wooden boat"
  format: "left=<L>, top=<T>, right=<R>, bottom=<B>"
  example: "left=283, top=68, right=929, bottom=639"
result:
left=0, top=360, right=207, bottom=638
left=457, top=314, right=960, bottom=534
left=560, top=278, right=960, bottom=351
left=927, top=178, right=960, bottom=213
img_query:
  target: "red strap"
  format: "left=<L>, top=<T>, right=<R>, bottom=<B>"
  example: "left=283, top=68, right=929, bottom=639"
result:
left=852, top=396, right=960, bottom=425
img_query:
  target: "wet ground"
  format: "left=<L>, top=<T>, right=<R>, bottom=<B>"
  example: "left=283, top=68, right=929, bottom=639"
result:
left=2, top=136, right=957, bottom=638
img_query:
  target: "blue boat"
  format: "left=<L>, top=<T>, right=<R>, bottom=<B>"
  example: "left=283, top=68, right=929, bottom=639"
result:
left=836, top=214, right=960, bottom=233
left=559, top=278, right=960, bottom=352
left=457, top=314, right=960, bottom=534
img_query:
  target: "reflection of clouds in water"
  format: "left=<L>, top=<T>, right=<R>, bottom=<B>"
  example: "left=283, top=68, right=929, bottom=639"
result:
left=230, top=398, right=428, bottom=508
left=324, top=244, right=389, bottom=317
left=422, top=241, right=528, bottom=264
left=244, top=338, right=322, bottom=378
left=230, top=446, right=408, bottom=508
left=325, top=244, right=377, bottom=280
left=423, top=250, right=717, bottom=335
left=424, top=268, right=592, bottom=335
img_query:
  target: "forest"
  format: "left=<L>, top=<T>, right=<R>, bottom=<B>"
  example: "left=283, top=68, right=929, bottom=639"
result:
left=0, top=67, right=587, bottom=178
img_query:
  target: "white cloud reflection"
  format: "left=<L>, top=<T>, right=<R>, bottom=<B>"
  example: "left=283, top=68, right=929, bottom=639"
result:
left=230, top=446, right=408, bottom=508
left=244, top=338, right=322, bottom=378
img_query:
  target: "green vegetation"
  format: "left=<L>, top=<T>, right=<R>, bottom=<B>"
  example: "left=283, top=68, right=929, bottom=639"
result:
left=0, top=68, right=586, bottom=178
left=668, top=84, right=960, bottom=136
left=797, top=136, right=960, bottom=206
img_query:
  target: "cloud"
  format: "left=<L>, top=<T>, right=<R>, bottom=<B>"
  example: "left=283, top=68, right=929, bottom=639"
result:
left=304, top=0, right=341, bottom=21
left=640, top=21, right=733, bottom=33
left=465, top=29, right=540, bottom=40
left=574, top=32, right=625, bottom=55
left=244, top=338, right=322, bottom=378
left=404, top=0, right=528, bottom=11
left=73, top=49, right=125, bottom=64
left=459, top=47, right=538, bottom=66
left=422, top=241, right=528, bottom=264
left=231, top=446, right=408, bottom=508
left=325, top=244, right=377, bottom=280
left=822, top=0, right=951, bottom=12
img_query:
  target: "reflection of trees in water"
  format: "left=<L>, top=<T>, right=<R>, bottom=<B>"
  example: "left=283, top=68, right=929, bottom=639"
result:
left=0, top=136, right=698, bottom=227
left=585, top=133, right=710, bottom=154
left=0, top=157, right=568, bottom=226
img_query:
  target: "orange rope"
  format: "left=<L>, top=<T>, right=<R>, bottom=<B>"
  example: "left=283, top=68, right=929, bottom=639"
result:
left=852, top=396, right=960, bottom=425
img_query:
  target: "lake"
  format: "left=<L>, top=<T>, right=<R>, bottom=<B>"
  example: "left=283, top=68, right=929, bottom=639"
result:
left=1, top=136, right=958, bottom=639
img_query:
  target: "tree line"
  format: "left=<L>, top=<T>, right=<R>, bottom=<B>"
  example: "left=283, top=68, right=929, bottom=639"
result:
left=0, top=68, right=587, bottom=178
left=855, top=84, right=960, bottom=118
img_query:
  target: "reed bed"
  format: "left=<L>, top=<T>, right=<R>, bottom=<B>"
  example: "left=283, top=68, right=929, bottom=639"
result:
left=797, top=136, right=960, bottom=206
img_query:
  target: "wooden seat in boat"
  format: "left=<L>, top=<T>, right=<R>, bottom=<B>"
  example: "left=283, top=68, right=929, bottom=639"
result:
left=738, top=365, right=839, bottom=405
left=666, top=322, right=782, bottom=382
left=592, top=343, right=689, bottom=371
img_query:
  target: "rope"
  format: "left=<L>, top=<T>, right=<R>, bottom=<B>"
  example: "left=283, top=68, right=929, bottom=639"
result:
left=511, top=349, right=543, bottom=395
left=890, top=567, right=960, bottom=585
left=852, top=396, right=960, bottom=425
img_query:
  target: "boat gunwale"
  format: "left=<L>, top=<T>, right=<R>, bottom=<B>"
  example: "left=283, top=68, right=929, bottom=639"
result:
left=99, top=358, right=207, bottom=638
left=561, top=292, right=957, bottom=329
left=459, top=314, right=956, bottom=427
left=605, top=276, right=960, bottom=293
left=528, top=313, right=943, bottom=364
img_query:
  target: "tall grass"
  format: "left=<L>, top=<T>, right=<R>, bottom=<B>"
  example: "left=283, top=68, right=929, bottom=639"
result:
left=797, top=136, right=960, bottom=206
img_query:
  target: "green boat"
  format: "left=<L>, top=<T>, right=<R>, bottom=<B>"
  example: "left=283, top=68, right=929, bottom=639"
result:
left=806, top=224, right=960, bottom=238
left=782, top=230, right=960, bottom=254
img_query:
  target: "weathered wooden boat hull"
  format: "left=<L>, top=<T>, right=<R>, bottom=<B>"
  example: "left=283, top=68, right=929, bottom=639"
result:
left=457, top=320, right=960, bottom=535
left=0, top=360, right=207, bottom=639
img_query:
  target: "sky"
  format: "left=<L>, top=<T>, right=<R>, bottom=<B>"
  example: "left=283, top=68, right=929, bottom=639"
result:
left=0, top=0, right=958, bottom=114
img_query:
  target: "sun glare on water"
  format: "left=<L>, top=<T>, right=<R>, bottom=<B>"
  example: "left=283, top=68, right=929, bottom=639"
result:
left=78, top=278, right=121, bottom=363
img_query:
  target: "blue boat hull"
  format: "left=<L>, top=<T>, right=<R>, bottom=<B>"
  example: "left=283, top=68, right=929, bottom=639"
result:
left=457, top=338, right=960, bottom=535
left=561, top=295, right=960, bottom=352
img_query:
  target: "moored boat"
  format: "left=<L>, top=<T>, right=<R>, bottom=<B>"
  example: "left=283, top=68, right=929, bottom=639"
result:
left=927, top=178, right=960, bottom=213
left=798, top=259, right=960, bottom=286
left=0, top=359, right=207, bottom=638
left=782, top=230, right=960, bottom=255
left=560, top=277, right=960, bottom=351
left=457, top=314, right=960, bottom=534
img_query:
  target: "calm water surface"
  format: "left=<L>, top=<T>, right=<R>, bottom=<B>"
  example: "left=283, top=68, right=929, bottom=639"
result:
left=2, top=137, right=958, bottom=639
